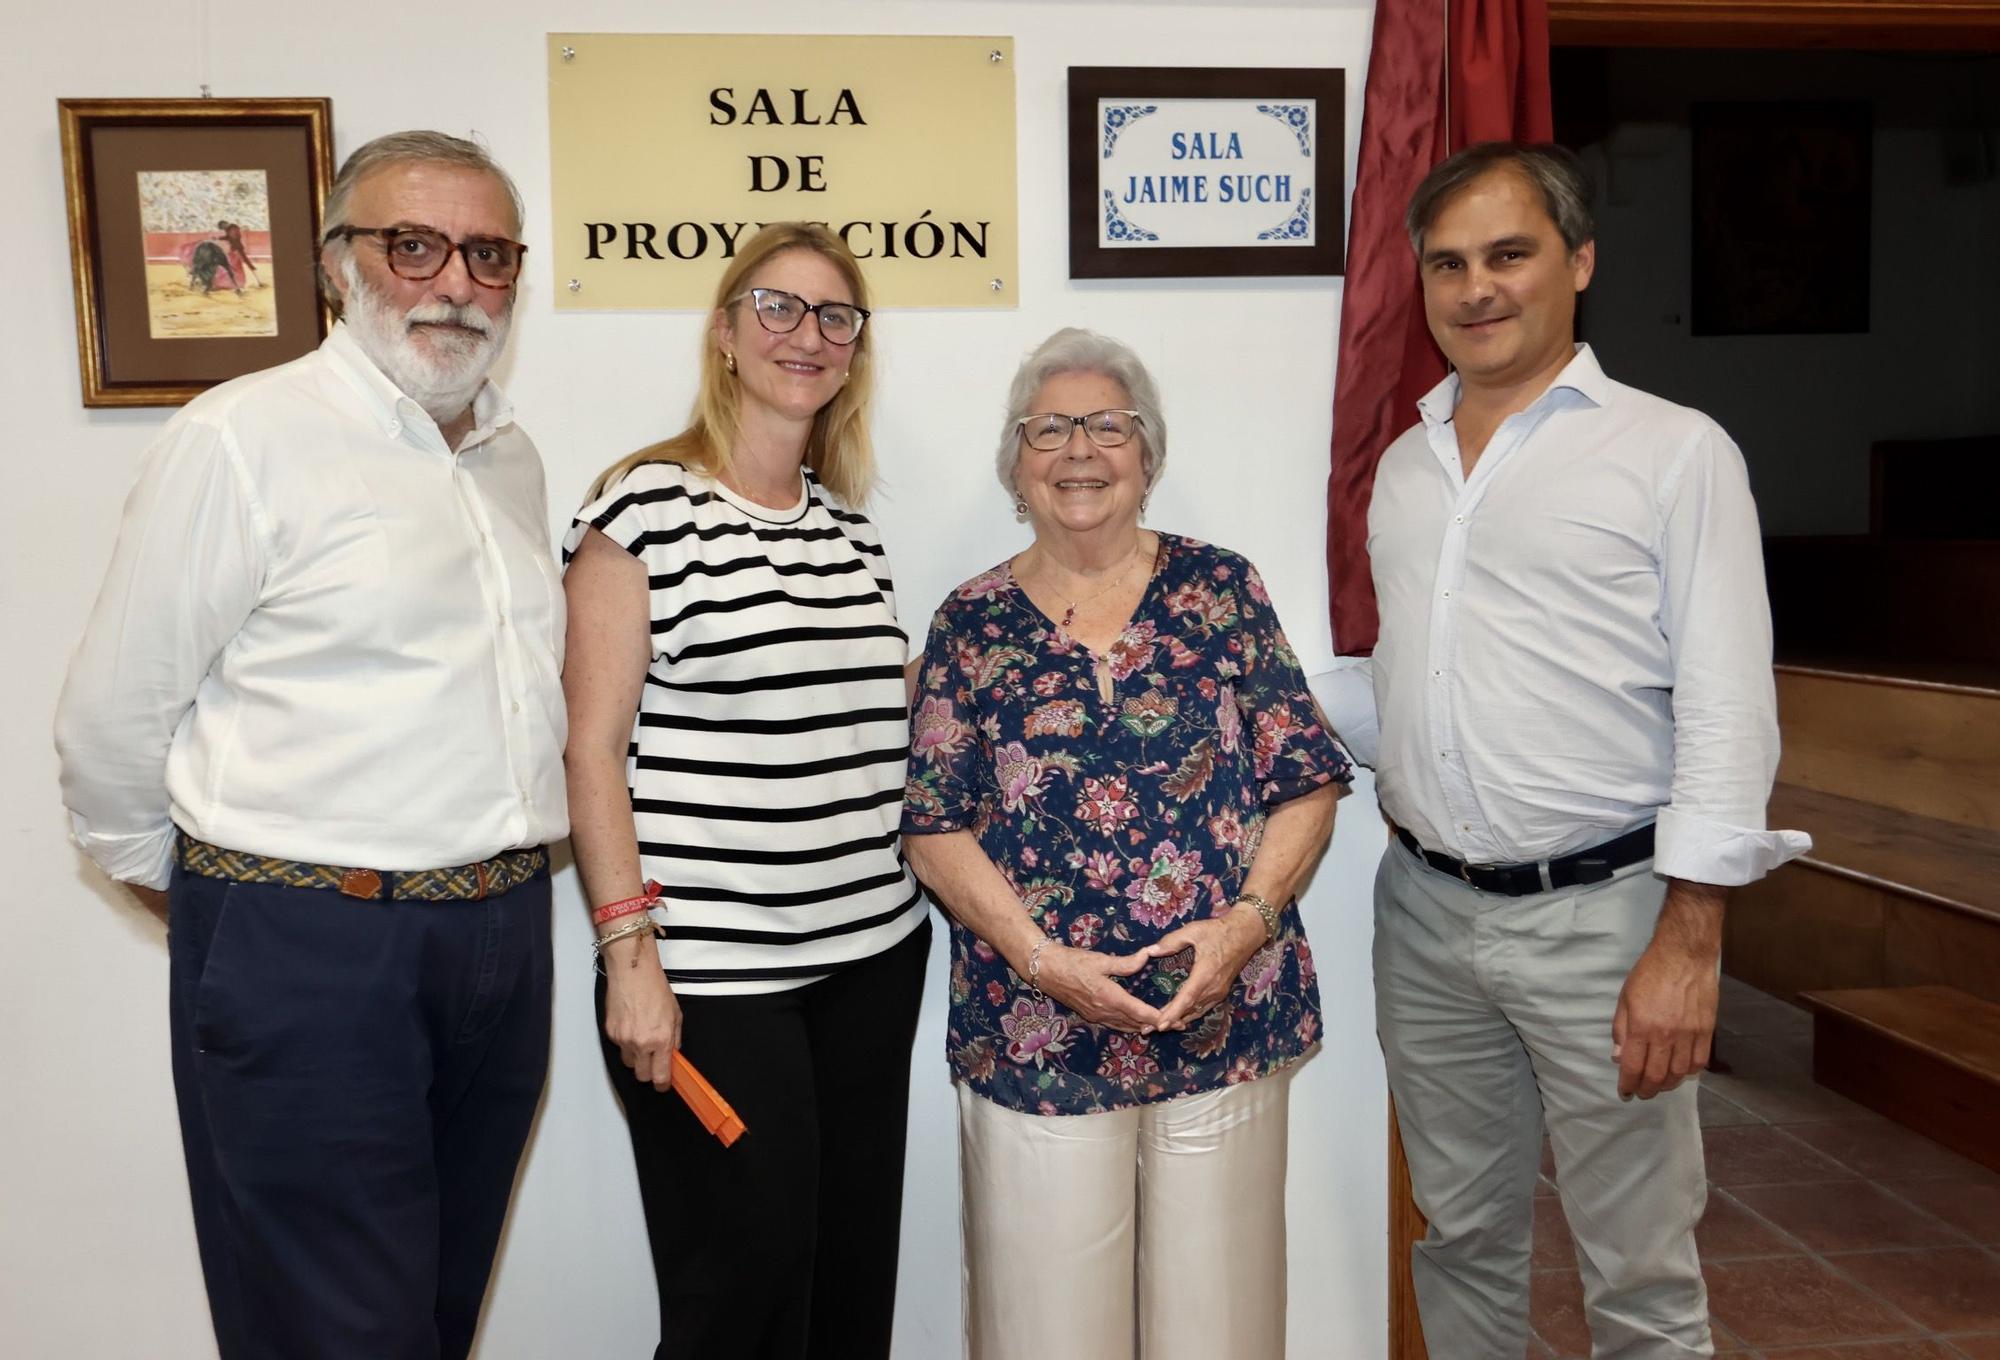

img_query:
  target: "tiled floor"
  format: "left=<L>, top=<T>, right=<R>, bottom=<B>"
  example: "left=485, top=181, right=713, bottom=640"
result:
left=1528, top=975, right=2000, bottom=1358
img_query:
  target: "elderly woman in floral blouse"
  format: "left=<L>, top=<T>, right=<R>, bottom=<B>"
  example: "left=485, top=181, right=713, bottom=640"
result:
left=903, top=328, right=1351, bottom=1360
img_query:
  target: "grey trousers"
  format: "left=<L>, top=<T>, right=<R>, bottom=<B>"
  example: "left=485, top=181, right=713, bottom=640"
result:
left=1373, top=841, right=1712, bottom=1359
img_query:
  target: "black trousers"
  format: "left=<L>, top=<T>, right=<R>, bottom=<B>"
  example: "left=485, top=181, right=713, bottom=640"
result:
left=168, top=863, right=553, bottom=1360
left=600, top=916, right=932, bottom=1360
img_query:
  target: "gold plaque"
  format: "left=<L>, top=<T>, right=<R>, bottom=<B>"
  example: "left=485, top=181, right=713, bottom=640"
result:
left=549, top=34, right=1018, bottom=309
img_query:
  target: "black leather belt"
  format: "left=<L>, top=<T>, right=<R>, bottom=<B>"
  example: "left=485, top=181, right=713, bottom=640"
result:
left=1395, top=823, right=1655, bottom=896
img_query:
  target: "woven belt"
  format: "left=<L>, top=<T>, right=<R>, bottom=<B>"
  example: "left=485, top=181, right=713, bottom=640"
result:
left=1395, top=823, right=1655, bottom=897
left=178, top=834, right=547, bottom=902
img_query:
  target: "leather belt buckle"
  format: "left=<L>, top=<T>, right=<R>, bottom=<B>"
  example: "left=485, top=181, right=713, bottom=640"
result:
left=340, top=868, right=384, bottom=899
left=1572, top=856, right=1614, bottom=886
left=1458, top=860, right=1477, bottom=886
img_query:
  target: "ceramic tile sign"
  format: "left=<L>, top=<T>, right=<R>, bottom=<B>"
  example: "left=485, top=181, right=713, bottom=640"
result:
left=1068, top=67, right=1345, bottom=279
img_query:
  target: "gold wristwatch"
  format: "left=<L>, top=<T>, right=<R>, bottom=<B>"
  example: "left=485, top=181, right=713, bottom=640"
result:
left=1235, top=892, right=1280, bottom=941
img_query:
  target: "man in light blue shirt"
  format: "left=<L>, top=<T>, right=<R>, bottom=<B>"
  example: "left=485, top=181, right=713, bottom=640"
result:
left=1355, top=142, right=1807, bottom=1358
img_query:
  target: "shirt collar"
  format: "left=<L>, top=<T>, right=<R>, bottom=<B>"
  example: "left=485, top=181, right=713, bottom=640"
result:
left=319, top=322, right=515, bottom=449
left=1416, top=343, right=1612, bottom=429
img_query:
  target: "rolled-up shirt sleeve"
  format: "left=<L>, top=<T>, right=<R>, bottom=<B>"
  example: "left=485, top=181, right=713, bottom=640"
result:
left=54, top=416, right=269, bottom=888
left=1652, top=424, right=1811, bottom=885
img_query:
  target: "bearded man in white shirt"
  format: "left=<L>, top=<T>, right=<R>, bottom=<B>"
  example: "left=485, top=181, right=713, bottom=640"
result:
left=1357, top=142, right=1809, bottom=1357
left=55, top=131, right=566, bottom=1360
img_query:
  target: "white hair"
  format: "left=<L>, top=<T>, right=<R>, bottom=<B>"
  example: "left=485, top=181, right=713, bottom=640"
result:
left=994, top=328, right=1167, bottom=503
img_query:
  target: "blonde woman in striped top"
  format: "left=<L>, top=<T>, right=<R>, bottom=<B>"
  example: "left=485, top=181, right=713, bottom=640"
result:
left=562, top=223, right=929, bottom=1360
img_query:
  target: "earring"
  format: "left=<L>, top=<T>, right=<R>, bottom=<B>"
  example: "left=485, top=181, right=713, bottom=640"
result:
left=1013, top=496, right=1028, bottom=516
left=1140, top=493, right=1150, bottom=517
left=724, top=352, right=737, bottom=374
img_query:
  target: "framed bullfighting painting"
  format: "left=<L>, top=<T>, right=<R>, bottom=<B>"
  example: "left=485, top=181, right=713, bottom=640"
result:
left=59, top=97, right=334, bottom=407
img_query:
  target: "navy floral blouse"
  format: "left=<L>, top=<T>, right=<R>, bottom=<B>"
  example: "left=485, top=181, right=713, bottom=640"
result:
left=903, top=535, right=1352, bottom=1116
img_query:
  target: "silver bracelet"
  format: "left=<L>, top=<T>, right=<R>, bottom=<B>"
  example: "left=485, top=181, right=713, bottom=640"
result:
left=592, top=916, right=658, bottom=955
left=1027, top=939, right=1053, bottom=996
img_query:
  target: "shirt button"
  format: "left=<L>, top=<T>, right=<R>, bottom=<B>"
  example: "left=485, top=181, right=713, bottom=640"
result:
left=497, top=614, right=509, bottom=628
left=1441, top=590, right=1451, bottom=599
left=1454, top=515, right=1465, bottom=524
left=511, top=701, right=522, bottom=714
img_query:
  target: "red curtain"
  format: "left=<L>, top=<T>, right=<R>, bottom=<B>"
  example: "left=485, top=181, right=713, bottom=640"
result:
left=1324, top=0, right=1552, bottom=656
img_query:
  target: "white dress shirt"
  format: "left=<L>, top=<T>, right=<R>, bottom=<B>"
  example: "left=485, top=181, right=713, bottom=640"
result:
left=56, top=324, right=569, bottom=889
left=1358, top=345, right=1807, bottom=886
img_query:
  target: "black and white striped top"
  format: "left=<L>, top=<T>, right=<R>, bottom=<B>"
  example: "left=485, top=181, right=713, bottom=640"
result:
left=565, top=460, right=926, bottom=995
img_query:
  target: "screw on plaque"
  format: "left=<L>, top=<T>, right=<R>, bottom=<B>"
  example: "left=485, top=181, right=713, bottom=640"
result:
left=989, top=279, right=1004, bottom=291
left=567, top=279, right=581, bottom=293
left=561, top=46, right=576, bottom=62
left=989, top=50, right=1004, bottom=64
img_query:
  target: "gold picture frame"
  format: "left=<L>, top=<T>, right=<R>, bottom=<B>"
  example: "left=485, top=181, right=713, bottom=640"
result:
left=59, top=97, right=335, bottom=407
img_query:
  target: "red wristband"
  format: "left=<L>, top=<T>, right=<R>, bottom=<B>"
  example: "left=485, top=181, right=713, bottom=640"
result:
left=591, top=880, right=664, bottom=926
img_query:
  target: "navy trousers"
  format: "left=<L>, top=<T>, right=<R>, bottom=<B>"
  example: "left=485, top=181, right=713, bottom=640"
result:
left=167, top=863, right=553, bottom=1360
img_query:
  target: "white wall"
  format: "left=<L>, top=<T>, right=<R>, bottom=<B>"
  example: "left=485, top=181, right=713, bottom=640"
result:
left=1572, top=48, right=2000, bottom=537
left=0, top=3, right=1388, bottom=1357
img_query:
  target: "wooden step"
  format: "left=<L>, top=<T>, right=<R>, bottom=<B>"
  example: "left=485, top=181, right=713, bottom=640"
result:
left=1777, top=653, right=2000, bottom=694
left=1771, top=785, right=2000, bottom=924
left=1725, top=787, right=2000, bottom=1007
left=1802, top=985, right=2000, bottom=1174
left=1775, top=666, right=2000, bottom=833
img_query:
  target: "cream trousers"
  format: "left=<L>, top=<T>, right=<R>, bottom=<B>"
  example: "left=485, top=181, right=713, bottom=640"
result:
left=956, top=1063, right=1299, bottom=1360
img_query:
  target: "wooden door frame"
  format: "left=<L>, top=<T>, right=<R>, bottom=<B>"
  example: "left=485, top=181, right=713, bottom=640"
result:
left=1385, top=13, right=2000, bottom=1358
left=1387, top=1103, right=1429, bottom=1356
left=1549, top=0, right=2000, bottom=50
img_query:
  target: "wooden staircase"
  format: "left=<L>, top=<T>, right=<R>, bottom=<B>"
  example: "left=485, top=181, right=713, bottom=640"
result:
left=1726, top=662, right=2000, bottom=1172
left=1803, top=985, right=2000, bottom=1174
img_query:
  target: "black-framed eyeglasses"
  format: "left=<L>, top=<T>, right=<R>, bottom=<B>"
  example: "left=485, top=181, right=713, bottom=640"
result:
left=323, top=225, right=527, bottom=288
left=731, top=287, right=870, bottom=345
left=1016, top=409, right=1144, bottom=452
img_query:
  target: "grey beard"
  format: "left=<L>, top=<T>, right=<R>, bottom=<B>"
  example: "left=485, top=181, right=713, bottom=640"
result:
left=340, top=255, right=511, bottom=426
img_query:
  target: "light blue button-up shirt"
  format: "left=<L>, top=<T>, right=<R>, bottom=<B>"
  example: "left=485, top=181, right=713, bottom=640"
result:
left=1353, top=344, right=1808, bottom=885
